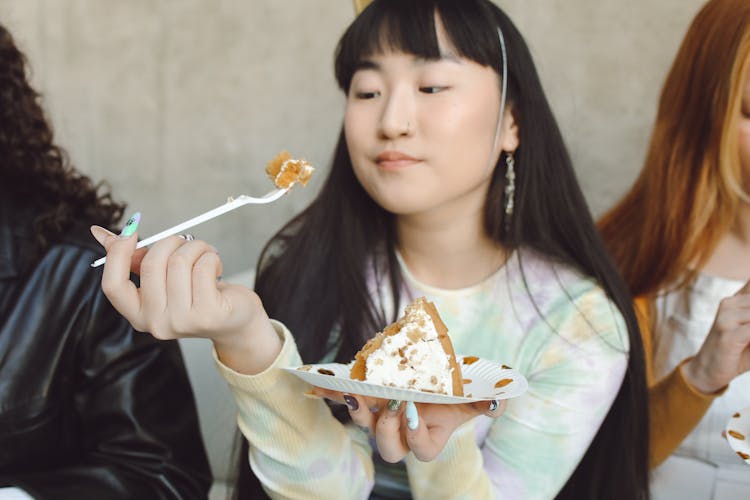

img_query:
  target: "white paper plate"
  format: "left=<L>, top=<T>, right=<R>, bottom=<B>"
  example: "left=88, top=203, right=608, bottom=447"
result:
left=725, top=405, right=750, bottom=465
left=283, top=355, right=528, bottom=404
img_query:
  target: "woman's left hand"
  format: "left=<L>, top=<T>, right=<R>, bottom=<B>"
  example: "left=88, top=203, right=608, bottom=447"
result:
left=313, top=389, right=505, bottom=463
left=682, top=278, right=750, bottom=393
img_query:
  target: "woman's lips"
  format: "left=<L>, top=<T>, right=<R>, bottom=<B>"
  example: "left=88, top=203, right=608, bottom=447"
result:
left=376, top=151, right=421, bottom=170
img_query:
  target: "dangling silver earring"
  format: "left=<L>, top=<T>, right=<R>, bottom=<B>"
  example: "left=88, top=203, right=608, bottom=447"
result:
left=504, top=152, right=515, bottom=230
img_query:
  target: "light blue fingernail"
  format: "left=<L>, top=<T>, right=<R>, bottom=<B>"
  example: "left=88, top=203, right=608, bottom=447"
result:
left=119, top=212, right=141, bottom=238
left=406, top=401, right=419, bottom=430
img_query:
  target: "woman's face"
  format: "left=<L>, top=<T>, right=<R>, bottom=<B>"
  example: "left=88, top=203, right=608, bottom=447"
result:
left=344, top=18, right=518, bottom=218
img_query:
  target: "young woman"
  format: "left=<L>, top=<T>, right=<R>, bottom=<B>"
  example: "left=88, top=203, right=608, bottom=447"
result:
left=600, top=0, right=750, bottom=497
left=0, top=22, right=211, bottom=499
left=94, top=1, right=648, bottom=498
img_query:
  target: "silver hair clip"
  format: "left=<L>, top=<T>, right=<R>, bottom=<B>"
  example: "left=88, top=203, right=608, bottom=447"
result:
left=497, top=26, right=508, bottom=134
left=491, top=26, right=509, bottom=153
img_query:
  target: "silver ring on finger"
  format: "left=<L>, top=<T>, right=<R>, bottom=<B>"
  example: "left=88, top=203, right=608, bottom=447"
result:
left=485, top=399, right=501, bottom=416
left=179, top=233, right=195, bottom=241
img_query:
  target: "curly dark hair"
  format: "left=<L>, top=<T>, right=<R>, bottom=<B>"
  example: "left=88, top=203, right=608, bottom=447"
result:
left=0, top=22, right=125, bottom=256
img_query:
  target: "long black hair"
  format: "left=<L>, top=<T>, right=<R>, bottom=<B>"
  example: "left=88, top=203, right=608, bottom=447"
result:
left=242, top=1, right=649, bottom=499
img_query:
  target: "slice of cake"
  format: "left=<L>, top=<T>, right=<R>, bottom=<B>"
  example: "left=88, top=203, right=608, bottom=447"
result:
left=265, top=151, right=315, bottom=189
left=350, top=297, right=463, bottom=396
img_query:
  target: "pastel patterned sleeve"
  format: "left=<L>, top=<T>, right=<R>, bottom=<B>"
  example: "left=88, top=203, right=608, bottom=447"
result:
left=214, top=321, right=374, bottom=499
left=405, top=420, right=493, bottom=499
left=406, top=285, right=628, bottom=499
left=484, top=286, right=628, bottom=498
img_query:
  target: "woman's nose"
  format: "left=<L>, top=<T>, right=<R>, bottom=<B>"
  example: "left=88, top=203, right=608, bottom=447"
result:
left=378, top=87, right=415, bottom=139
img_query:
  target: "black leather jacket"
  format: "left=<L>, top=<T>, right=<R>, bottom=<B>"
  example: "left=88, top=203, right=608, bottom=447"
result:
left=0, top=196, right=212, bottom=499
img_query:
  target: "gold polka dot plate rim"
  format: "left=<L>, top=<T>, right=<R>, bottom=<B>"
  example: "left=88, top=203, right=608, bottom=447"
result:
left=284, top=355, right=528, bottom=404
left=725, top=404, right=750, bottom=464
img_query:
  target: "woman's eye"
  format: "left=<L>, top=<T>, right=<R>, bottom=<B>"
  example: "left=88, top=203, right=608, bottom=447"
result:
left=354, top=91, right=380, bottom=99
left=742, top=108, right=750, bottom=119
left=419, top=86, right=446, bottom=94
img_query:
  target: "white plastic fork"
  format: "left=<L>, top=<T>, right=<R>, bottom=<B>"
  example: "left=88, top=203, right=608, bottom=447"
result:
left=90, top=187, right=288, bottom=268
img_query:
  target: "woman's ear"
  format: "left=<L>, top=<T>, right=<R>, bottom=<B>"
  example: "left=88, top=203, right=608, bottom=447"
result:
left=499, top=108, right=520, bottom=153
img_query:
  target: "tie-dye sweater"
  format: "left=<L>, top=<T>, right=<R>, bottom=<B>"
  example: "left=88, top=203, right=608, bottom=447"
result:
left=215, top=248, right=629, bottom=499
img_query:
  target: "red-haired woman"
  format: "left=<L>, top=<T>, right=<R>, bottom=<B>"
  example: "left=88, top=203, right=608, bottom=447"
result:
left=600, top=0, right=750, bottom=496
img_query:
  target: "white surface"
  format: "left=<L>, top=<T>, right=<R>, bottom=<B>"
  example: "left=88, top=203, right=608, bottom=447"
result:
left=725, top=405, right=750, bottom=465
left=0, top=488, right=35, bottom=500
left=179, top=268, right=256, bottom=483
left=180, top=337, right=239, bottom=483
left=209, top=482, right=231, bottom=500
left=651, top=455, right=750, bottom=500
left=285, top=356, right=528, bottom=404
left=91, top=189, right=287, bottom=268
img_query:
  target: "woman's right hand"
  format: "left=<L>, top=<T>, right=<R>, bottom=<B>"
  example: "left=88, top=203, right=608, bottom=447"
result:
left=682, top=279, right=750, bottom=394
left=90, top=225, right=282, bottom=375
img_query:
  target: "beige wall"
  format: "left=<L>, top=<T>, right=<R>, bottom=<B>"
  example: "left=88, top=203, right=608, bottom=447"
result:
left=1, top=0, right=706, bottom=275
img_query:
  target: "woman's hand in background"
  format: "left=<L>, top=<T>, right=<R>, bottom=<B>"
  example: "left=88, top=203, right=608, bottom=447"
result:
left=90, top=224, right=282, bottom=375
left=314, top=389, right=505, bottom=463
left=683, top=278, right=750, bottom=394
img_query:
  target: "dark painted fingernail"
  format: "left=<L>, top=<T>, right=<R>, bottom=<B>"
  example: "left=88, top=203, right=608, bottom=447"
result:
left=388, top=399, right=402, bottom=412
left=488, top=399, right=500, bottom=412
left=343, top=394, right=359, bottom=411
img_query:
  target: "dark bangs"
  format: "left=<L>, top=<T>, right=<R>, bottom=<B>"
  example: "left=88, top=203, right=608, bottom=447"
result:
left=334, top=0, right=504, bottom=92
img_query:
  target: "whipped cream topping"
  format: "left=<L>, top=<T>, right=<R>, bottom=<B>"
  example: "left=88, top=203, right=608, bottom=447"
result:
left=364, top=307, right=454, bottom=395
